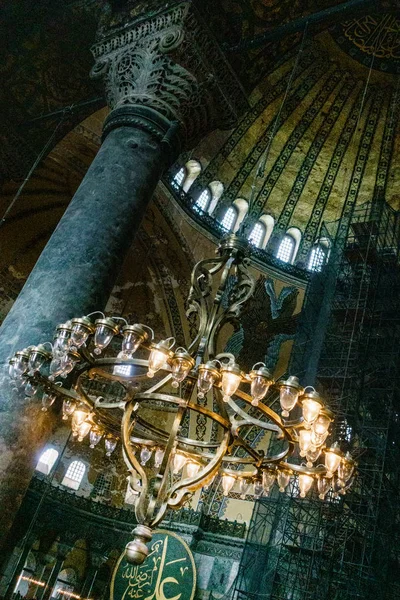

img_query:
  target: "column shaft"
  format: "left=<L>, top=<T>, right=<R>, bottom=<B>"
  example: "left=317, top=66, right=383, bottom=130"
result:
left=0, top=109, right=176, bottom=548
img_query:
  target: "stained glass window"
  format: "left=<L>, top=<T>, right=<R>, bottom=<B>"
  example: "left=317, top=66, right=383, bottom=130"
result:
left=221, top=207, right=237, bottom=231
left=249, top=222, right=265, bottom=248
left=277, top=235, right=295, bottom=263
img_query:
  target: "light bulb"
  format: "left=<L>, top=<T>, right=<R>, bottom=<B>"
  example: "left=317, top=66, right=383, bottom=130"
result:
left=221, top=363, right=242, bottom=402
left=59, top=350, right=80, bottom=377
left=24, top=380, right=38, bottom=398
left=70, top=317, right=94, bottom=348
left=77, top=421, right=92, bottom=442
left=301, top=391, right=322, bottom=427
left=140, top=447, right=153, bottom=466
left=41, top=392, right=56, bottom=412
left=222, top=474, right=235, bottom=496
left=317, top=476, right=331, bottom=500
left=325, top=446, right=342, bottom=478
left=313, top=411, right=332, bottom=436
left=171, top=350, right=194, bottom=388
left=197, top=363, right=219, bottom=398
left=239, top=479, right=250, bottom=499
left=89, top=429, right=103, bottom=448
left=173, top=453, right=187, bottom=474
left=279, top=376, right=301, bottom=417
left=105, top=437, right=117, bottom=456
left=154, top=448, right=165, bottom=468
left=49, top=357, right=63, bottom=380
left=277, top=470, right=291, bottom=492
left=298, top=473, right=314, bottom=498
left=306, top=446, right=321, bottom=467
left=299, top=429, right=312, bottom=457
left=186, top=462, right=200, bottom=478
left=262, top=470, right=275, bottom=495
left=94, top=318, right=119, bottom=355
left=62, top=399, right=76, bottom=420
left=250, top=365, right=273, bottom=406
left=121, top=324, right=148, bottom=356
left=253, top=480, right=264, bottom=499
left=147, top=340, right=172, bottom=378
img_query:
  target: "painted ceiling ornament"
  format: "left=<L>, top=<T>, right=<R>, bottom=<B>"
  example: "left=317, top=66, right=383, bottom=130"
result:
left=10, top=235, right=356, bottom=565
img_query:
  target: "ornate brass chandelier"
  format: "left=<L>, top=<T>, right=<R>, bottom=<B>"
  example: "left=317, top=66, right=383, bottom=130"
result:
left=9, top=235, right=355, bottom=564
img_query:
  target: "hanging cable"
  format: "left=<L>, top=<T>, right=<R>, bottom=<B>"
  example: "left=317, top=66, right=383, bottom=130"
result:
left=0, top=109, right=69, bottom=229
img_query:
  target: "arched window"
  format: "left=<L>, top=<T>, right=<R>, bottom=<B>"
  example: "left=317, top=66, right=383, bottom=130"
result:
left=36, top=448, right=59, bottom=475
left=277, top=235, right=295, bottom=264
left=248, top=222, right=266, bottom=248
left=195, top=188, right=212, bottom=212
left=221, top=206, right=238, bottom=231
left=308, top=244, right=326, bottom=272
left=173, top=167, right=186, bottom=188
left=62, top=460, right=86, bottom=490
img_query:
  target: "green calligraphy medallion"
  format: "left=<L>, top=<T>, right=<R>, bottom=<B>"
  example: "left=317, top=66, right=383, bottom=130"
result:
left=111, top=530, right=196, bottom=600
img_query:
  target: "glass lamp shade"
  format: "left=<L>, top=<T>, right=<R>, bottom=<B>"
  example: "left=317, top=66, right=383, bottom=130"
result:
left=28, top=345, right=50, bottom=373
left=221, top=364, right=242, bottom=402
left=301, top=391, right=322, bottom=428
left=325, top=446, right=343, bottom=477
left=71, top=408, right=89, bottom=436
left=89, top=429, right=103, bottom=448
left=13, top=350, right=30, bottom=379
left=250, top=365, right=273, bottom=406
left=239, top=478, right=250, bottom=499
left=41, top=392, right=56, bottom=412
left=197, top=363, right=220, bottom=398
left=105, top=437, right=118, bottom=456
left=94, top=318, right=119, bottom=355
left=147, top=340, right=173, bottom=378
left=306, top=446, right=321, bottom=467
left=262, top=470, right=276, bottom=495
left=173, top=453, right=187, bottom=474
left=77, top=421, right=92, bottom=442
left=298, top=473, right=314, bottom=498
left=222, top=474, right=236, bottom=496
left=277, top=470, right=291, bottom=492
left=154, top=448, right=165, bottom=469
left=59, top=350, right=80, bottom=378
left=186, top=462, right=200, bottom=478
left=49, top=357, right=63, bottom=380
left=8, top=358, right=16, bottom=379
left=203, top=474, right=216, bottom=491
left=70, top=317, right=94, bottom=348
left=313, top=410, right=332, bottom=436
left=140, top=447, right=153, bottom=466
left=254, top=480, right=264, bottom=499
left=171, top=350, right=194, bottom=388
left=24, top=380, right=38, bottom=398
left=299, top=429, right=313, bottom=457
left=311, top=430, right=329, bottom=448
left=53, top=324, right=72, bottom=355
left=62, top=399, right=76, bottom=420
left=337, top=456, right=355, bottom=483
left=317, top=476, right=331, bottom=499
left=279, top=376, right=301, bottom=417
left=121, top=324, right=148, bottom=356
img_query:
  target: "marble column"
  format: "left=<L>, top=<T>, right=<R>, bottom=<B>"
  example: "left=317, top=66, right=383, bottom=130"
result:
left=0, top=0, right=247, bottom=549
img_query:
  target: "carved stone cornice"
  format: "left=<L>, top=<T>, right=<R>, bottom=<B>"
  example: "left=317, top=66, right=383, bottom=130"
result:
left=90, top=1, right=248, bottom=147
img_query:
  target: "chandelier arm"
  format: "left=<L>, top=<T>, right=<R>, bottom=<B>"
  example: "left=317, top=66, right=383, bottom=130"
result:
left=121, top=400, right=148, bottom=524
left=280, top=461, right=328, bottom=476
left=230, top=437, right=265, bottom=465
left=230, top=392, right=294, bottom=443
left=228, top=400, right=281, bottom=433
left=145, top=402, right=188, bottom=524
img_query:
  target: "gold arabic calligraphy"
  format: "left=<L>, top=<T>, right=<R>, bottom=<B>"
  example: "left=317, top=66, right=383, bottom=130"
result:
left=343, top=15, right=400, bottom=60
left=121, top=538, right=187, bottom=600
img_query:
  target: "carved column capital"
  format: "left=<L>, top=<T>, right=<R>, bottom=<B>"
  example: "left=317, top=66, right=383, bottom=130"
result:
left=90, top=1, right=248, bottom=147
